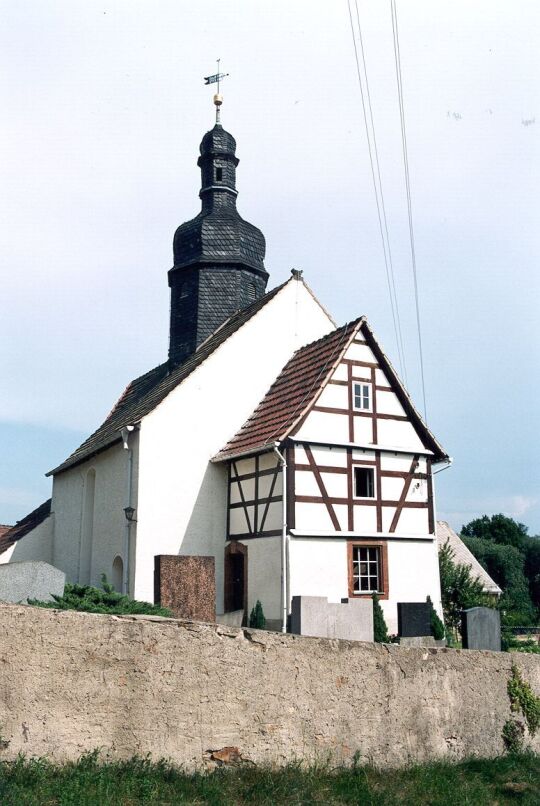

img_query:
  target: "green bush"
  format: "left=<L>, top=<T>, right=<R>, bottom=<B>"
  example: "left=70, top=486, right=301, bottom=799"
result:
left=427, top=596, right=445, bottom=640
left=249, top=600, right=266, bottom=629
left=372, top=593, right=389, bottom=643
left=28, top=574, right=172, bottom=617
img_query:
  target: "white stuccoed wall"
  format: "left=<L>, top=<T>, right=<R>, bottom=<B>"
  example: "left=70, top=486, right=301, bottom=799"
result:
left=134, top=280, right=334, bottom=606
left=289, top=537, right=442, bottom=635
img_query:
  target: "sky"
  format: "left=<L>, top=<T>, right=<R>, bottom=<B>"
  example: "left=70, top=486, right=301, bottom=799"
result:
left=1, top=1, right=539, bottom=533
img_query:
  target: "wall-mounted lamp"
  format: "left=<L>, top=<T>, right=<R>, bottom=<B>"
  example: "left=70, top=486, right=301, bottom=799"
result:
left=123, top=506, right=136, bottom=523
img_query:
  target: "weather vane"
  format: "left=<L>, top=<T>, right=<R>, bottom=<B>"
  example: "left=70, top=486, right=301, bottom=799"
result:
left=204, top=58, right=230, bottom=124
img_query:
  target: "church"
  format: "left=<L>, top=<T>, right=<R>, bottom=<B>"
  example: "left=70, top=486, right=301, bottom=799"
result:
left=0, top=105, right=449, bottom=635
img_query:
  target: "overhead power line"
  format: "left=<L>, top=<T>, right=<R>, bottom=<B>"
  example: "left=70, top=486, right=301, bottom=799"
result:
left=347, top=0, right=408, bottom=385
left=390, top=0, right=428, bottom=421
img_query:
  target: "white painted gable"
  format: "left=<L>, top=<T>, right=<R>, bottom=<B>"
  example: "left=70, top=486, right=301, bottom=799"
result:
left=134, top=278, right=334, bottom=603
left=294, top=332, right=427, bottom=454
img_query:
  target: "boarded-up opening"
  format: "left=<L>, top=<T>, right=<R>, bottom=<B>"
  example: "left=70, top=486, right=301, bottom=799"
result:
left=224, top=542, right=247, bottom=615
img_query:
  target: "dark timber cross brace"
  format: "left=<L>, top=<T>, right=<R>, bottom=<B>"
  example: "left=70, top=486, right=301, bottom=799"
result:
left=389, top=454, right=420, bottom=533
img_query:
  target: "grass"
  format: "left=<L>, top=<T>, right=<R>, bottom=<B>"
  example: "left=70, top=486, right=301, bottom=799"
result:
left=0, top=751, right=539, bottom=805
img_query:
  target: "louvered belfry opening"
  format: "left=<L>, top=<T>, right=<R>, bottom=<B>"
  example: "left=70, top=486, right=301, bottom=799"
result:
left=168, top=123, right=268, bottom=366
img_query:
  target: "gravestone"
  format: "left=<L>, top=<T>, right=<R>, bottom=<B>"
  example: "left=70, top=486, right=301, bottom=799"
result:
left=0, top=561, right=65, bottom=604
left=462, top=607, right=501, bottom=651
left=154, top=555, right=215, bottom=622
left=398, top=602, right=432, bottom=638
left=290, top=596, right=374, bottom=642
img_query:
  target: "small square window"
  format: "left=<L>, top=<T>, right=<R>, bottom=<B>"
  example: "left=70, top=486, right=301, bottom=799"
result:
left=353, top=382, right=371, bottom=411
left=354, top=467, right=375, bottom=498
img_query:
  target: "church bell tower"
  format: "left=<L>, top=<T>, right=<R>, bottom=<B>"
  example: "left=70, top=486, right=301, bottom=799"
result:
left=168, top=105, right=268, bottom=365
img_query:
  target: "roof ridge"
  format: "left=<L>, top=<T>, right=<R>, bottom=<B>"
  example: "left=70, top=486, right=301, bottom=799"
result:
left=48, top=280, right=293, bottom=476
left=213, top=317, right=364, bottom=461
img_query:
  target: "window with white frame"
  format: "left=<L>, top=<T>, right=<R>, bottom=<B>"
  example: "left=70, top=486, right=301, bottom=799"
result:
left=351, top=545, right=381, bottom=594
left=354, top=466, right=375, bottom=498
left=353, top=382, right=371, bottom=411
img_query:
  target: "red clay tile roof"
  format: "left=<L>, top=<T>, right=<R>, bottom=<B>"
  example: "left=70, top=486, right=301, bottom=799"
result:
left=213, top=318, right=448, bottom=463
left=48, top=280, right=290, bottom=476
left=0, top=499, right=52, bottom=555
left=213, top=319, right=363, bottom=461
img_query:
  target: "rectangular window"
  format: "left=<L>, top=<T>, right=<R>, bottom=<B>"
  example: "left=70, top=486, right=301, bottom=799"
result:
left=351, top=545, right=382, bottom=594
left=353, top=382, right=371, bottom=411
left=354, top=466, right=375, bottom=498
left=216, top=167, right=223, bottom=181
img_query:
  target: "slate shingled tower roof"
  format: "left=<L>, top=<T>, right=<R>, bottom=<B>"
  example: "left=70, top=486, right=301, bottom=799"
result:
left=168, top=122, right=268, bottom=365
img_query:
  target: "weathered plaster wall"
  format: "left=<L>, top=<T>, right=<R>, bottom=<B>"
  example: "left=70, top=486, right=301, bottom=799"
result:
left=51, top=434, right=139, bottom=593
left=0, top=604, right=538, bottom=770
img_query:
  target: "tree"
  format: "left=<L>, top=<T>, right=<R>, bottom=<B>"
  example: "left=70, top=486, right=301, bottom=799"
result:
left=462, top=536, right=536, bottom=625
left=372, top=593, right=389, bottom=642
left=522, top=535, right=540, bottom=610
left=461, top=514, right=539, bottom=620
left=438, top=541, right=489, bottom=634
left=461, top=514, right=528, bottom=550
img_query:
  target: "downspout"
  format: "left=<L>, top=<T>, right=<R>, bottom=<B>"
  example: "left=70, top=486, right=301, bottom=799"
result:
left=273, top=444, right=288, bottom=633
left=120, top=425, right=136, bottom=595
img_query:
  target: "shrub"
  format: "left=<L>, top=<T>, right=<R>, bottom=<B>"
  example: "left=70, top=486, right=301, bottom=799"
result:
left=502, top=719, right=525, bottom=754
left=372, top=593, right=389, bottom=643
left=426, top=596, right=445, bottom=640
left=29, top=574, right=172, bottom=617
left=507, top=663, right=540, bottom=736
left=249, top=600, right=266, bottom=629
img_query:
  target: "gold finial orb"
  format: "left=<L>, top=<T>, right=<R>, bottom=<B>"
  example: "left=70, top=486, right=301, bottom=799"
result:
left=213, top=93, right=223, bottom=107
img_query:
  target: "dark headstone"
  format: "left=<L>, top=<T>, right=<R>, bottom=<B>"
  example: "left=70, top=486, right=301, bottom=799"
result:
left=398, top=602, right=432, bottom=637
left=154, top=555, right=215, bottom=622
left=461, top=607, right=501, bottom=651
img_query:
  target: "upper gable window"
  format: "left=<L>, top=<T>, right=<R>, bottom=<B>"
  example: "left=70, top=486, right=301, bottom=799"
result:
left=354, top=467, right=375, bottom=498
left=353, top=382, right=371, bottom=411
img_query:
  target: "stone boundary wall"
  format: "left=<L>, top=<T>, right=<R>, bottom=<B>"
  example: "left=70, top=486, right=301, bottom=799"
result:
left=0, top=603, right=538, bottom=769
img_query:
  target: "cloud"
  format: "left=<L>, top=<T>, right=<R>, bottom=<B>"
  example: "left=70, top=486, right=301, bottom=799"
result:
left=439, top=495, right=539, bottom=534
left=506, top=496, right=538, bottom=519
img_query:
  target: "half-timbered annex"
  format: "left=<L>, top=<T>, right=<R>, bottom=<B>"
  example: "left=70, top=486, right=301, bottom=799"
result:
left=214, top=317, right=449, bottom=633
